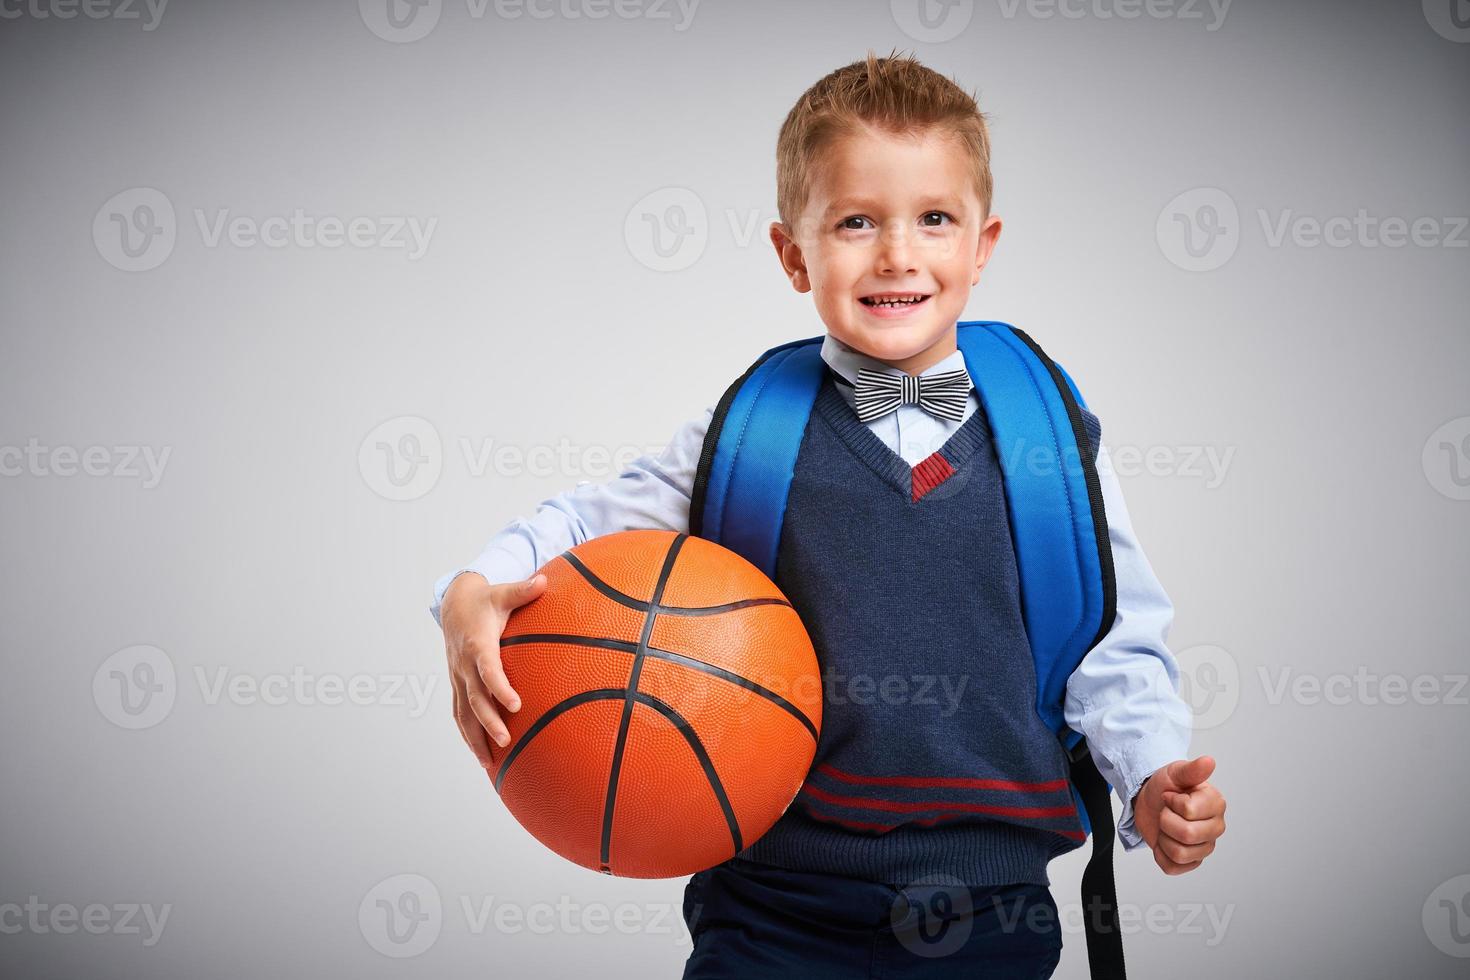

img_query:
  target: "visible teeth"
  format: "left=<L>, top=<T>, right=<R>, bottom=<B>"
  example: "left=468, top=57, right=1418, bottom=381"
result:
left=866, top=295, right=924, bottom=307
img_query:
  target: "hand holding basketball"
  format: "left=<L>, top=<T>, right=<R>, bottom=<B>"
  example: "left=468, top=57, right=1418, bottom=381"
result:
left=441, top=571, right=549, bottom=768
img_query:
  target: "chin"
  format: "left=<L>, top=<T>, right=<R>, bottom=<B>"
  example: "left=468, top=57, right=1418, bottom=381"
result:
left=837, top=320, right=947, bottom=362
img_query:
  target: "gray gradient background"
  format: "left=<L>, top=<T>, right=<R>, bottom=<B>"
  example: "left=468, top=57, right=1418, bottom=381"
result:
left=2, top=0, right=1468, bottom=976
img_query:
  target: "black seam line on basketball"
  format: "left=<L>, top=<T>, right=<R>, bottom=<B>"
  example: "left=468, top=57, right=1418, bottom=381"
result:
left=492, top=688, right=627, bottom=794
left=554, top=553, right=793, bottom=618
left=500, top=633, right=818, bottom=744
left=640, top=646, right=818, bottom=743
left=600, top=532, right=688, bottom=869
left=656, top=597, right=794, bottom=616
left=559, top=551, right=651, bottom=613
left=488, top=677, right=752, bottom=861
left=500, top=634, right=639, bottom=654
left=631, top=690, right=743, bottom=854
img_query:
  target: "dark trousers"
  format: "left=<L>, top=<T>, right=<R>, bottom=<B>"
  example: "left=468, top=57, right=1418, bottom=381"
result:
left=680, top=858, right=1063, bottom=979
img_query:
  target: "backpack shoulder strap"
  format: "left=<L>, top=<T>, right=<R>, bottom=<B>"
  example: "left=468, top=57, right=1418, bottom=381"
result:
left=955, top=320, right=1116, bottom=743
left=690, top=335, right=826, bottom=578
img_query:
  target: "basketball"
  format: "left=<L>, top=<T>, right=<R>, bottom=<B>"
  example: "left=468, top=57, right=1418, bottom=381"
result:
left=489, top=529, right=823, bottom=878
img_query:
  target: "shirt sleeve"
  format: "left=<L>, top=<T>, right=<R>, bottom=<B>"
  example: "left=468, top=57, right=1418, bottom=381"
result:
left=1064, top=441, right=1193, bottom=852
left=429, top=405, right=714, bottom=628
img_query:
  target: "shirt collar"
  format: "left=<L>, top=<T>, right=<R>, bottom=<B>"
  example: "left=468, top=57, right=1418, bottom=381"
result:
left=819, top=333, right=972, bottom=408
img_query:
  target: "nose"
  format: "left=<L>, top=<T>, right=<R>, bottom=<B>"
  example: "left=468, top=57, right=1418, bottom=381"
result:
left=877, top=218, right=918, bottom=275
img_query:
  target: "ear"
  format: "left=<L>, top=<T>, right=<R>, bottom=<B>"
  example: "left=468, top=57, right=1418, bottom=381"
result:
left=971, top=213, right=1003, bottom=287
left=770, top=221, right=811, bottom=294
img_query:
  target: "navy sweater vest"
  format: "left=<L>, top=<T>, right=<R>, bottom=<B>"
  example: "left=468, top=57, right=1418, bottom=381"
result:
left=734, top=373, right=1088, bottom=886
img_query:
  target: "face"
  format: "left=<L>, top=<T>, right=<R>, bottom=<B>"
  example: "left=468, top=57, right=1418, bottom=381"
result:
left=770, top=125, right=1002, bottom=375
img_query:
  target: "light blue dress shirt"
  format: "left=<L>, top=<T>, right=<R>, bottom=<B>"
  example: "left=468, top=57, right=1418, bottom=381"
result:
left=431, top=333, right=1192, bottom=850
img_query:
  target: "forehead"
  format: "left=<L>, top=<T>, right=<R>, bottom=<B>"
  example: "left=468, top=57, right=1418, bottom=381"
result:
left=809, top=127, right=977, bottom=213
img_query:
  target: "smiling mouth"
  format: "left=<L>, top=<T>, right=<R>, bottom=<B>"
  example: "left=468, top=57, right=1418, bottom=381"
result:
left=860, top=293, right=931, bottom=309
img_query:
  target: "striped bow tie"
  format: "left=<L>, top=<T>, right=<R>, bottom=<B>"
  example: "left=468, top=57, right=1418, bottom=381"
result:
left=851, top=366, right=973, bottom=423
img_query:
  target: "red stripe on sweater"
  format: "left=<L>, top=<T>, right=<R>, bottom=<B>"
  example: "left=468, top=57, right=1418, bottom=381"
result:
left=803, top=806, right=1088, bottom=842
left=911, top=452, right=956, bottom=502
left=802, top=783, right=1077, bottom=820
left=817, top=763, right=1069, bottom=794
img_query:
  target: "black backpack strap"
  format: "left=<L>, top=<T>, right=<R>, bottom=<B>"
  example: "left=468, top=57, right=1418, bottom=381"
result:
left=1068, top=737, right=1127, bottom=979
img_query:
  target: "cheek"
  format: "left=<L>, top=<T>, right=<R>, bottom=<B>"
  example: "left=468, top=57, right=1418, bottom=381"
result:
left=929, top=237, right=970, bottom=271
left=814, top=246, right=864, bottom=285
left=812, top=268, right=857, bottom=305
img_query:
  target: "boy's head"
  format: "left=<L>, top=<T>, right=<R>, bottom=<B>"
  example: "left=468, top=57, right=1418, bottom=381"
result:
left=770, top=51, right=1003, bottom=376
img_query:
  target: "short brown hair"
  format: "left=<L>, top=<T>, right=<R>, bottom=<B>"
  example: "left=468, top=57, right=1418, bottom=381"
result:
left=775, top=49, right=993, bottom=233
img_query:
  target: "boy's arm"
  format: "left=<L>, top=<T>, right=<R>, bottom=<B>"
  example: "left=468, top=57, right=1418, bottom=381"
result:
left=1064, top=440, right=1193, bottom=851
left=429, top=405, right=713, bottom=628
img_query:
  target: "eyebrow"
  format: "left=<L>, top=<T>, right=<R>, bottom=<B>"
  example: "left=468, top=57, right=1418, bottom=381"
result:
left=823, top=196, right=966, bottom=216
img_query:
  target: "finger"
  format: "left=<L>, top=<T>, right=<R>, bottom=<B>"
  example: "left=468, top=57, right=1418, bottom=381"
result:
left=1183, top=784, right=1224, bottom=817
left=1164, top=787, right=1223, bottom=821
left=1157, top=831, right=1217, bottom=866
left=475, top=644, right=521, bottom=716
left=503, top=573, right=548, bottom=610
left=464, top=671, right=512, bottom=748
left=1161, top=790, right=1183, bottom=816
left=1189, top=756, right=1216, bottom=787
left=1162, top=789, right=1196, bottom=819
left=1158, top=805, right=1226, bottom=846
left=1165, top=755, right=1215, bottom=791
left=1154, top=849, right=1203, bottom=876
left=452, top=679, right=495, bottom=769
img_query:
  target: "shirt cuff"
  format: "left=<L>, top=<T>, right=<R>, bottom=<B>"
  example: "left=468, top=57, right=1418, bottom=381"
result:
left=427, top=548, right=535, bottom=629
left=1110, top=736, right=1188, bottom=851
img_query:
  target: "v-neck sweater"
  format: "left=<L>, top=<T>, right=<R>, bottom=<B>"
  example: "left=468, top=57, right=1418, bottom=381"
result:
left=733, top=373, right=1089, bottom=887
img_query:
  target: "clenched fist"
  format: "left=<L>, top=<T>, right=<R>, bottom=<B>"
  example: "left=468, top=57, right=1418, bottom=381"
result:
left=1131, top=755, right=1227, bottom=875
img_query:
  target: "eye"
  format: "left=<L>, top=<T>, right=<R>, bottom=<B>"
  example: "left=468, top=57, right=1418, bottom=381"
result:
left=838, top=216, right=874, bottom=231
left=920, top=211, right=954, bottom=227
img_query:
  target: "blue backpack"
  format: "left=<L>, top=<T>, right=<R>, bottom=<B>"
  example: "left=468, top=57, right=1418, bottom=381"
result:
left=689, top=320, right=1128, bottom=979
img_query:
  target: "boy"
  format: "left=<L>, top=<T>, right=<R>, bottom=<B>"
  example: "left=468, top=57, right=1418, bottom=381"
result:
left=432, top=51, right=1225, bottom=978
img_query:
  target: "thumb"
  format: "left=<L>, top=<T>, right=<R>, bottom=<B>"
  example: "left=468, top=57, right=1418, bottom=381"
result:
left=507, top=573, right=548, bottom=607
left=1164, top=755, right=1215, bottom=791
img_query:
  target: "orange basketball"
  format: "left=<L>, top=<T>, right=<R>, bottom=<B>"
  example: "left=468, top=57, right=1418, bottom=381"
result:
left=490, top=529, right=822, bottom=878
